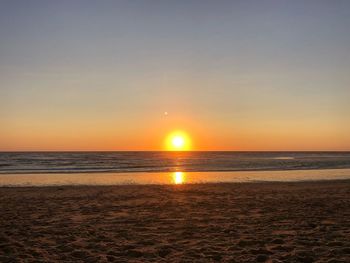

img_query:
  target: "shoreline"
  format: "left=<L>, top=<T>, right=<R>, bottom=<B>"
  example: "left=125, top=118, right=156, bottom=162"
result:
left=1, top=168, right=350, bottom=187
left=1, top=178, right=350, bottom=189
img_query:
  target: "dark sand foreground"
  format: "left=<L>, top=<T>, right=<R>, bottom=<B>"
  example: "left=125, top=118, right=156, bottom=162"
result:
left=1, top=181, right=350, bottom=262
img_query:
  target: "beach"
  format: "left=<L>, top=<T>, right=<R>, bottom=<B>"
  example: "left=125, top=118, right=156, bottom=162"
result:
left=2, top=0, right=350, bottom=261
left=1, top=180, right=350, bottom=262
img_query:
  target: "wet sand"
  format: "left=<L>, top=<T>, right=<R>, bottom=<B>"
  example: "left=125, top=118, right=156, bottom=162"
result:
left=1, top=181, right=350, bottom=262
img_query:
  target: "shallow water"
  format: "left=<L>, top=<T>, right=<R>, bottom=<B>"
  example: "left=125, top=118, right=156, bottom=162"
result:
left=1, top=168, right=350, bottom=186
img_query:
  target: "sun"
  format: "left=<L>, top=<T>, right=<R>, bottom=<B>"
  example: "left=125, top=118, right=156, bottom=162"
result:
left=165, top=131, right=191, bottom=151
left=172, top=136, right=184, bottom=148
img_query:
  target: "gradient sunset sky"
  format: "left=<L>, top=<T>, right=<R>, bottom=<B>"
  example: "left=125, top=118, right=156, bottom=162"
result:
left=1, top=0, right=350, bottom=151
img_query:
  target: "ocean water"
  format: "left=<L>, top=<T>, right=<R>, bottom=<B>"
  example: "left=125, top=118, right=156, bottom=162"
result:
left=1, top=151, right=350, bottom=174
left=1, top=152, right=350, bottom=186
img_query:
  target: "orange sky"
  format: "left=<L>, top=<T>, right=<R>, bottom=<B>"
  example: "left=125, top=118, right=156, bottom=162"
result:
left=1, top=1, right=350, bottom=151
left=1, top=111, right=349, bottom=151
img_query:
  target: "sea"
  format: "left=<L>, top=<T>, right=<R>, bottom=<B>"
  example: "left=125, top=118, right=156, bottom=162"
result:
left=1, top=151, right=350, bottom=186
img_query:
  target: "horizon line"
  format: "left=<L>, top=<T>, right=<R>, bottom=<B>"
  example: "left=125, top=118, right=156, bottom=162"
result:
left=1, top=150, right=350, bottom=153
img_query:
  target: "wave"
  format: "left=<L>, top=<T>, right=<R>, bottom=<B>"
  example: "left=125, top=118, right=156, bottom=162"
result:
left=1, top=151, right=350, bottom=174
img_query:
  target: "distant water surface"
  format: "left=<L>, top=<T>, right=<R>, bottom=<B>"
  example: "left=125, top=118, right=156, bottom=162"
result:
left=1, top=151, right=350, bottom=174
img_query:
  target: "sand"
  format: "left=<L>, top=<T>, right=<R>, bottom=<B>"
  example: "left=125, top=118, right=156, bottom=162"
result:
left=0, top=181, right=350, bottom=262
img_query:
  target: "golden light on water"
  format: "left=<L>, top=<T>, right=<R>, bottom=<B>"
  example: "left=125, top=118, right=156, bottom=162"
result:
left=173, top=172, right=185, bottom=184
left=165, top=131, right=191, bottom=151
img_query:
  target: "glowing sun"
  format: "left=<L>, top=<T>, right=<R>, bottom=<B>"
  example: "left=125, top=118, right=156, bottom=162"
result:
left=165, top=131, right=191, bottom=151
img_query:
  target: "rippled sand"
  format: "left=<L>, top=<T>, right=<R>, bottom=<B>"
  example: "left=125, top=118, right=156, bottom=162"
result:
left=1, top=181, right=350, bottom=262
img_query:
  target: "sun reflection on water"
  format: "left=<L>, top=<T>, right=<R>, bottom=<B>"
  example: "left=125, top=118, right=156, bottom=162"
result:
left=173, top=172, right=185, bottom=184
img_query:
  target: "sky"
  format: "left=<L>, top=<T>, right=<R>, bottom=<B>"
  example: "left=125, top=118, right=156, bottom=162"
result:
left=1, top=0, right=350, bottom=151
